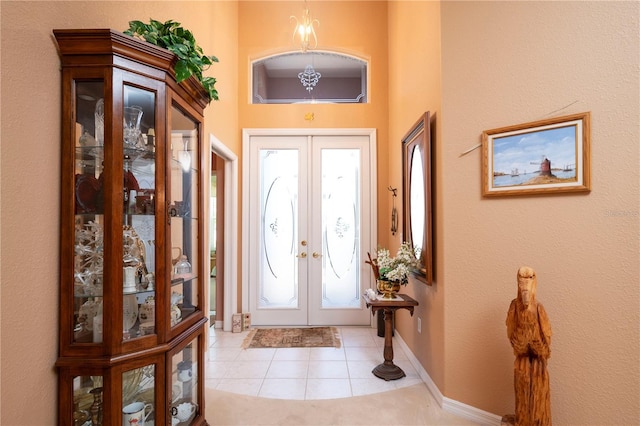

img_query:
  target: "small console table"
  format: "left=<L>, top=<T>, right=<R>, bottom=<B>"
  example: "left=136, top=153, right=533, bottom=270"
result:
left=364, top=293, right=419, bottom=380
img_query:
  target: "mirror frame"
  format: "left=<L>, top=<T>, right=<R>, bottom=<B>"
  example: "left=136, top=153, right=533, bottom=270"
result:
left=402, top=112, right=433, bottom=285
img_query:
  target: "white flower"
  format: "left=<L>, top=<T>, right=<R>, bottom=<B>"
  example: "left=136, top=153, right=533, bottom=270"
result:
left=375, top=242, right=419, bottom=285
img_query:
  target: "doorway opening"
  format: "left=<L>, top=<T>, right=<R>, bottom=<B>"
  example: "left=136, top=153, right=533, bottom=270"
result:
left=208, top=134, right=238, bottom=332
left=209, top=152, right=224, bottom=326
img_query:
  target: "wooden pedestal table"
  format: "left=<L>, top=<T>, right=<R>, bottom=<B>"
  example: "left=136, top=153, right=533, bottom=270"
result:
left=364, top=293, right=419, bottom=380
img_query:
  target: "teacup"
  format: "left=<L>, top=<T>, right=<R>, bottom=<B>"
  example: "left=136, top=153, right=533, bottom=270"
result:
left=122, top=401, right=152, bottom=425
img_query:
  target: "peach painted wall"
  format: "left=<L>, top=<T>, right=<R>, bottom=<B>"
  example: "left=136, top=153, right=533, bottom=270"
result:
left=205, top=0, right=239, bottom=152
left=0, top=2, right=235, bottom=423
left=202, top=0, right=240, bottom=330
left=237, top=1, right=389, bottom=130
left=387, top=0, right=445, bottom=390
left=439, top=1, right=639, bottom=423
left=235, top=1, right=390, bottom=311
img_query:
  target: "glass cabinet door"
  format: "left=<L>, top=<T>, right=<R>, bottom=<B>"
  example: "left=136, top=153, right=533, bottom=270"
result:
left=122, top=84, right=157, bottom=342
left=170, top=336, right=200, bottom=424
left=122, top=363, right=156, bottom=425
left=168, top=103, right=200, bottom=329
left=73, top=80, right=106, bottom=344
left=72, top=374, right=104, bottom=425
left=72, top=81, right=160, bottom=345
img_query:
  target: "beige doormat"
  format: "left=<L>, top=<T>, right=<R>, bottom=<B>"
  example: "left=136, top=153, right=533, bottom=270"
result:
left=242, top=327, right=341, bottom=349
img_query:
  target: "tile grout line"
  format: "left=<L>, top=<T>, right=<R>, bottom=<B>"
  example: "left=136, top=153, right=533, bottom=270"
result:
left=207, top=326, right=418, bottom=400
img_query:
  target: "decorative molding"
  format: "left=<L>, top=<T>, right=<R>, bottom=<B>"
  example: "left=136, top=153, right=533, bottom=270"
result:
left=253, top=96, right=365, bottom=104
left=208, top=133, right=239, bottom=333
left=394, top=331, right=503, bottom=426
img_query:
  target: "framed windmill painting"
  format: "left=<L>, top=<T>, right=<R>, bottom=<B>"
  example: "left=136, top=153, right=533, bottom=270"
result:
left=482, top=112, right=591, bottom=197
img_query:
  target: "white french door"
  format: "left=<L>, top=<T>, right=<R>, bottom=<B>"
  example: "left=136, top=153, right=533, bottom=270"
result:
left=243, top=129, right=376, bottom=326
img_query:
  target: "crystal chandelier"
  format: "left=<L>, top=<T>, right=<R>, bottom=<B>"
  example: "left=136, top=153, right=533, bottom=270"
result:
left=290, top=0, right=319, bottom=52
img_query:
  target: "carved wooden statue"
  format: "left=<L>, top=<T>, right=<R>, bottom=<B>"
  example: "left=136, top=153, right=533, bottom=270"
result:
left=506, top=266, right=552, bottom=426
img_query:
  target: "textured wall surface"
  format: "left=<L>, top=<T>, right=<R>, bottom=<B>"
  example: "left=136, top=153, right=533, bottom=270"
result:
left=440, top=1, right=639, bottom=423
left=0, top=2, right=228, bottom=423
left=387, top=0, right=445, bottom=390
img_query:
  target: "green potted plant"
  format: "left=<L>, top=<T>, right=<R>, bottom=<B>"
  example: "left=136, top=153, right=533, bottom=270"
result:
left=124, top=19, right=219, bottom=102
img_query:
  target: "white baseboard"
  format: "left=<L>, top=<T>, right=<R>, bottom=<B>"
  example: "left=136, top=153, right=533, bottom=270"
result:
left=394, top=331, right=503, bottom=426
left=442, top=397, right=503, bottom=425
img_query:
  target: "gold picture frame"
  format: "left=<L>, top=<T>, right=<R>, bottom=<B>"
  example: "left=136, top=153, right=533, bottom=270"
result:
left=482, top=112, right=591, bottom=197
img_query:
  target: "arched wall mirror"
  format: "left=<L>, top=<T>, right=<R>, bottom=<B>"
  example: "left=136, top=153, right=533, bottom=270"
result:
left=402, top=112, right=433, bottom=285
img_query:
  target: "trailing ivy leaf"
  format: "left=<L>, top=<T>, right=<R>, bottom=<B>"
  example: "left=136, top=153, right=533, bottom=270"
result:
left=124, top=19, right=219, bottom=103
left=202, top=77, right=218, bottom=101
left=173, top=59, right=190, bottom=83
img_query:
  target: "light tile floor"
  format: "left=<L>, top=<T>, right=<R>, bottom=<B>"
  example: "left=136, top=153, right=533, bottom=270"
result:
left=205, top=326, right=424, bottom=400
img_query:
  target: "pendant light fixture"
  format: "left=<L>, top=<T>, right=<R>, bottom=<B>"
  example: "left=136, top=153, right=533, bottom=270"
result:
left=290, top=0, right=319, bottom=52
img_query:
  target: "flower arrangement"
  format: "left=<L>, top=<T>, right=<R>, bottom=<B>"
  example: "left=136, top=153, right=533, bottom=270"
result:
left=366, top=242, right=419, bottom=285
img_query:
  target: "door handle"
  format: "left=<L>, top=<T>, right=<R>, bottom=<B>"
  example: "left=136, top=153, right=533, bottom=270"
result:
left=312, top=252, right=322, bottom=259
left=297, top=252, right=307, bottom=258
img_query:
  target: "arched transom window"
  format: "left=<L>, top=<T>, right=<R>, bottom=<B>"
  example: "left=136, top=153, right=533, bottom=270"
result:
left=251, top=51, right=368, bottom=104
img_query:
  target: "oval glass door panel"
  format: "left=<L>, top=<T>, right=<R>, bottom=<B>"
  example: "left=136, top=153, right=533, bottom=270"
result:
left=410, top=145, right=425, bottom=254
left=259, top=149, right=299, bottom=308
left=322, top=149, right=360, bottom=308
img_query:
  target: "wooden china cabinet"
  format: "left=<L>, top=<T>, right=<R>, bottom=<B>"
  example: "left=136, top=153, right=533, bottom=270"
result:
left=54, top=29, right=209, bottom=425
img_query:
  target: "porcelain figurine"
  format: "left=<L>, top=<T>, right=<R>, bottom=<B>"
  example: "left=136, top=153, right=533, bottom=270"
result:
left=138, top=296, right=155, bottom=323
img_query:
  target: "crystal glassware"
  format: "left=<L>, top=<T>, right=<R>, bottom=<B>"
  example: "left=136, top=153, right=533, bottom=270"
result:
left=123, top=106, right=143, bottom=148
left=94, top=98, right=104, bottom=146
